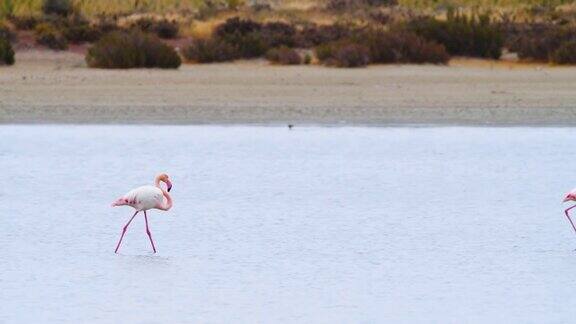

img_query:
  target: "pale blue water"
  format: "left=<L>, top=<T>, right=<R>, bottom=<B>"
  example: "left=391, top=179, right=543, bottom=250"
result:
left=0, top=125, right=575, bottom=323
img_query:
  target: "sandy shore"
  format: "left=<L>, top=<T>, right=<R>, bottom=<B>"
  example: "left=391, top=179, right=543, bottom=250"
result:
left=1, top=50, right=576, bottom=125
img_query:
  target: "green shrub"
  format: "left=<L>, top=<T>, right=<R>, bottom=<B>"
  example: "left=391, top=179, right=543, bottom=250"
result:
left=266, top=46, right=301, bottom=65
left=182, top=38, right=237, bottom=63
left=35, top=23, right=68, bottom=50
left=409, top=12, right=503, bottom=59
left=0, top=36, right=15, bottom=65
left=551, top=41, right=576, bottom=64
left=42, top=0, right=72, bottom=17
left=86, top=30, right=181, bottom=69
left=304, top=53, right=311, bottom=64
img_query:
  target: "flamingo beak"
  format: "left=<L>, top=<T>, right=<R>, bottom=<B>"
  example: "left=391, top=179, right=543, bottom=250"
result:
left=166, top=180, right=172, bottom=192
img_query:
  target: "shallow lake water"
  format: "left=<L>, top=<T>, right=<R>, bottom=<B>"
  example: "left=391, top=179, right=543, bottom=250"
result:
left=1, top=125, right=576, bottom=323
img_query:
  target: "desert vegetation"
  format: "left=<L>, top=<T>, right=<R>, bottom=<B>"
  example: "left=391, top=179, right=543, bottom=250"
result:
left=266, top=46, right=302, bottom=65
left=182, top=37, right=236, bottom=63
left=0, top=22, right=14, bottom=65
left=85, top=30, right=181, bottom=68
left=408, top=11, right=504, bottom=59
left=1, top=0, right=576, bottom=67
left=0, top=35, right=14, bottom=65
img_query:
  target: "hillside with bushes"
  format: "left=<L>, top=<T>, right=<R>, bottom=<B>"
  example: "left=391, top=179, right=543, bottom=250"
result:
left=2, top=0, right=576, bottom=68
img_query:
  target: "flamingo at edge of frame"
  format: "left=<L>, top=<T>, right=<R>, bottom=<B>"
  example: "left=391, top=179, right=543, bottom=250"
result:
left=563, top=189, right=576, bottom=235
left=111, top=173, right=173, bottom=253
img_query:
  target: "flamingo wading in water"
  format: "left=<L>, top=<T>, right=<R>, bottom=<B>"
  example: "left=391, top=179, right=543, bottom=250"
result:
left=563, top=190, right=576, bottom=234
left=112, top=173, right=173, bottom=253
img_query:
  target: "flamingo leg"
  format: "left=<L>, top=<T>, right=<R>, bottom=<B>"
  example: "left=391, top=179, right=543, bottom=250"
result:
left=565, top=205, right=576, bottom=235
left=115, top=210, right=139, bottom=253
left=144, top=211, right=157, bottom=253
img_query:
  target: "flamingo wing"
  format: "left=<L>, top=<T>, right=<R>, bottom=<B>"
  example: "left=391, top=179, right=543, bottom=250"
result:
left=112, top=186, right=163, bottom=210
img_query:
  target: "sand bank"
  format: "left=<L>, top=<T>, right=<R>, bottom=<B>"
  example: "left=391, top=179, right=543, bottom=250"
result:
left=1, top=50, right=575, bottom=125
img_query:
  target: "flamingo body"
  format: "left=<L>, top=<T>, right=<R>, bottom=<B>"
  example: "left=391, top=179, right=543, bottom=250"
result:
left=112, top=173, right=173, bottom=253
left=113, top=185, right=165, bottom=211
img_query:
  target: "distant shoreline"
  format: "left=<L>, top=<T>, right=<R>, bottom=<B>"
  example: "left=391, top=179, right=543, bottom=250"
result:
left=2, top=50, right=576, bottom=125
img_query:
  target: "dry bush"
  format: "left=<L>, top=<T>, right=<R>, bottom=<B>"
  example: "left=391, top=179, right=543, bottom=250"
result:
left=190, top=19, right=221, bottom=39
left=62, top=16, right=102, bottom=44
left=64, top=24, right=101, bottom=43
left=266, top=46, right=302, bottom=64
left=131, top=17, right=179, bottom=39
left=154, top=19, right=179, bottom=39
left=295, top=23, right=355, bottom=48
left=214, top=17, right=267, bottom=58
left=85, top=30, right=181, bottom=69
left=260, top=21, right=297, bottom=48
left=215, top=17, right=262, bottom=38
left=551, top=40, right=576, bottom=64
left=182, top=37, right=237, bottom=63
left=0, top=23, right=16, bottom=42
left=326, top=0, right=397, bottom=11
left=333, top=43, right=370, bottom=67
left=357, top=29, right=449, bottom=64
left=316, top=41, right=370, bottom=67
left=35, top=22, right=68, bottom=50
left=210, top=18, right=300, bottom=59
left=9, top=16, right=40, bottom=30
left=512, top=26, right=576, bottom=62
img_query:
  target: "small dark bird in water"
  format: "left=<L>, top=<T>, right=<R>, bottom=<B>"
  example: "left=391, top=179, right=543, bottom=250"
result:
left=288, top=124, right=294, bottom=130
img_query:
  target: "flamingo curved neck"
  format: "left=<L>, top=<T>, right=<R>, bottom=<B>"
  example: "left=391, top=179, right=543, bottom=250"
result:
left=158, top=189, right=173, bottom=211
left=154, top=176, right=172, bottom=211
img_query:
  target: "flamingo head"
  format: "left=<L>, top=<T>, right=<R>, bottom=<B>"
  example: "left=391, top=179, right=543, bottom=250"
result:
left=156, top=173, right=172, bottom=192
left=564, top=192, right=575, bottom=203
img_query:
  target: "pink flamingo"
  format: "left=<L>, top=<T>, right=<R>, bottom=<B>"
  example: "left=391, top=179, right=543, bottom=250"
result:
left=563, top=190, right=576, bottom=234
left=112, top=173, right=173, bottom=253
